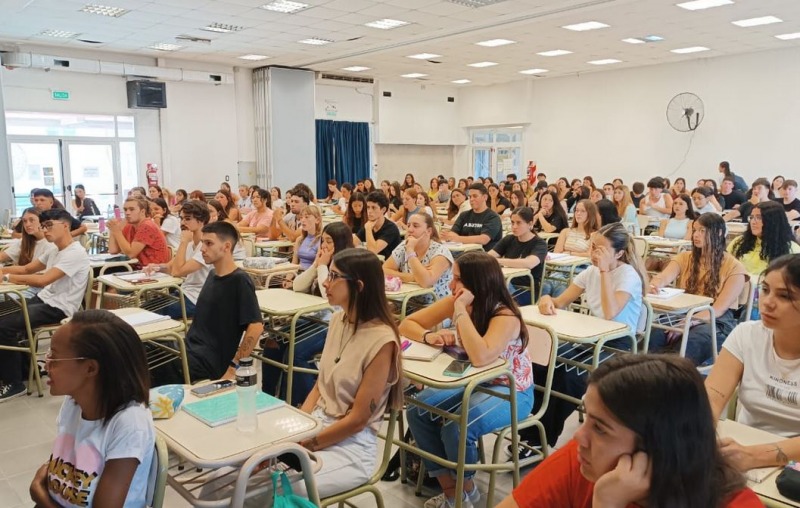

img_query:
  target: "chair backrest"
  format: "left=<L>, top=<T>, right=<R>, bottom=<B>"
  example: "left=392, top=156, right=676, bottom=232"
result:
left=632, top=237, right=648, bottom=260
left=637, top=299, right=655, bottom=353
left=526, top=323, right=558, bottom=423
left=242, top=237, right=255, bottom=258
left=83, top=267, right=95, bottom=311
left=637, top=215, right=651, bottom=231
left=148, top=435, right=169, bottom=508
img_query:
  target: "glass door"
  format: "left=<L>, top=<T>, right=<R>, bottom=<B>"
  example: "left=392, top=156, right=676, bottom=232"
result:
left=9, top=141, right=63, bottom=212
left=472, top=147, right=492, bottom=179
left=63, top=142, right=119, bottom=214
left=495, top=147, right=521, bottom=182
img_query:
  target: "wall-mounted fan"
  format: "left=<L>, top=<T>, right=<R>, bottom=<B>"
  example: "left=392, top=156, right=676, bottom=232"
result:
left=666, top=92, right=704, bottom=132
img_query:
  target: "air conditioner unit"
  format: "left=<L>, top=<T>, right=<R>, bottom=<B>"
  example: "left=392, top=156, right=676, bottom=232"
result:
left=34, top=55, right=101, bottom=74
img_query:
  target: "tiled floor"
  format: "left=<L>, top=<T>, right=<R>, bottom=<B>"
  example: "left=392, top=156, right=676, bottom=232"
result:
left=1, top=388, right=580, bottom=507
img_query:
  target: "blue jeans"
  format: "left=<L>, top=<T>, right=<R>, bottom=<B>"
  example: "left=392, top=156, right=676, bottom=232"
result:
left=648, top=310, right=736, bottom=366
left=159, top=294, right=197, bottom=320
left=261, top=327, right=327, bottom=405
left=406, top=384, right=534, bottom=479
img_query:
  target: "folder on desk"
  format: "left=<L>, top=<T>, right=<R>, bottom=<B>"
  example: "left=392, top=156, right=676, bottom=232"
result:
left=183, top=391, right=285, bottom=428
left=402, top=339, right=442, bottom=361
left=649, top=287, right=685, bottom=300
left=119, top=311, right=171, bottom=327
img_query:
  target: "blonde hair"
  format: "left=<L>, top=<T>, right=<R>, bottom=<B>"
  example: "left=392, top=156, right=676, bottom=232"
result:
left=298, top=205, right=323, bottom=245
left=614, top=185, right=634, bottom=218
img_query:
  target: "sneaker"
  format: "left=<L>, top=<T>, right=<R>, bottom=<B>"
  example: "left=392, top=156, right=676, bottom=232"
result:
left=506, top=442, right=542, bottom=462
left=424, top=492, right=474, bottom=508
left=0, top=382, right=26, bottom=403
left=466, top=483, right=481, bottom=505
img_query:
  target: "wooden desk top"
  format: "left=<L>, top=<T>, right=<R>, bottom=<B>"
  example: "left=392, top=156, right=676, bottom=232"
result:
left=646, top=292, right=713, bottom=313
left=256, top=288, right=330, bottom=315
left=385, top=283, right=436, bottom=298
left=520, top=306, right=629, bottom=343
left=0, top=283, right=30, bottom=293
left=403, top=354, right=506, bottom=385
left=109, top=308, right=185, bottom=336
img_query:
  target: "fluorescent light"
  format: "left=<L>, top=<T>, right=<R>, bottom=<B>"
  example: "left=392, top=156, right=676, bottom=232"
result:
left=537, top=49, right=572, bottom=57
left=365, top=19, right=409, bottom=30
left=588, top=58, right=621, bottom=65
left=622, top=38, right=646, bottom=44
left=261, top=0, right=308, bottom=13
left=732, top=16, right=783, bottom=27
left=201, top=23, right=244, bottom=33
left=39, top=29, right=81, bottom=38
left=452, top=79, right=471, bottom=84
left=776, top=32, right=800, bottom=40
left=149, top=43, right=183, bottom=51
left=407, top=53, right=441, bottom=60
left=671, top=46, right=710, bottom=54
left=401, top=73, right=427, bottom=78
left=676, top=0, right=733, bottom=10
left=475, top=39, right=516, bottom=47
left=79, top=4, right=128, bottom=17
left=644, top=35, right=664, bottom=42
left=298, top=38, right=333, bottom=45
left=519, top=68, right=549, bottom=74
left=562, top=21, right=609, bottom=31
left=238, top=54, right=269, bottom=60
left=467, top=61, right=498, bottom=67
left=342, top=66, right=370, bottom=71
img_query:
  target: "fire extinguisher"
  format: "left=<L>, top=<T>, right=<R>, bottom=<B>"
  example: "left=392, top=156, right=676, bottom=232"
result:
left=146, top=163, right=159, bottom=187
left=526, top=161, right=537, bottom=185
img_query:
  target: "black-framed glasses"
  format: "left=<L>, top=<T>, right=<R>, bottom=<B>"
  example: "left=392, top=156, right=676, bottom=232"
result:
left=326, top=270, right=352, bottom=283
left=40, top=221, right=63, bottom=231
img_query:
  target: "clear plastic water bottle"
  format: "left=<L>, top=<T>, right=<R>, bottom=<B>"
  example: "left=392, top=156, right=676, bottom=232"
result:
left=236, top=357, right=258, bottom=432
left=106, top=204, right=113, bottom=219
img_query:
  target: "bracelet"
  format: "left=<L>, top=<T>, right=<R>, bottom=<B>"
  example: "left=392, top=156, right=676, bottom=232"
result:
left=422, top=331, right=432, bottom=344
left=229, top=360, right=239, bottom=370
left=406, top=252, right=418, bottom=261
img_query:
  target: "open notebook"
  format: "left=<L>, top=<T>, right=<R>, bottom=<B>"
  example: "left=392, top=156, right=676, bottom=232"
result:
left=118, top=310, right=171, bottom=328
left=183, top=391, right=285, bottom=428
left=648, top=287, right=685, bottom=300
left=401, top=339, right=442, bottom=361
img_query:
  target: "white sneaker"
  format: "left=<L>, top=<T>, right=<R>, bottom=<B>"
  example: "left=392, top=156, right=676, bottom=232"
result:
left=423, top=492, right=474, bottom=508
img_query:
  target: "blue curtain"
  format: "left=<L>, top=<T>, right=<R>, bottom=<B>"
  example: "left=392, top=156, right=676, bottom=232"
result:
left=315, top=119, right=370, bottom=197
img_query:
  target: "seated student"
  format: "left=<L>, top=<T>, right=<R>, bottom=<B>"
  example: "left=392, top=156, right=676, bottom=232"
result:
left=388, top=181, right=403, bottom=213
left=416, top=191, right=435, bottom=218
left=510, top=190, right=527, bottom=211
left=262, top=222, right=354, bottom=403
left=532, top=191, right=568, bottom=234
left=237, top=184, right=252, bottom=214
left=648, top=213, right=748, bottom=365
left=237, top=188, right=273, bottom=240
left=342, top=191, right=367, bottom=234
left=207, top=201, right=246, bottom=261
left=323, top=179, right=342, bottom=204
left=270, top=186, right=284, bottom=211
left=272, top=187, right=310, bottom=242
left=489, top=183, right=512, bottom=215
left=0, top=209, right=90, bottom=401
left=720, top=176, right=747, bottom=210
left=356, top=191, right=401, bottom=260
left=29, top=310, right=155, bottom=506
left=524, top=223, right=646, bottom=455
left=155, top=222, right=263, bottom=384
left=499, top=354, right=763, bottom=508
left=72, top=184, right=101, bottom=219
left=436, top=179, right=451, bottom=204
left=383, top=212, right=454, bottom=303
left=145, top=201, right=213, bottom=320
left=639, top=177, right=673, bottom=219
left=332, top=183, right=352, bottom=215
left=0, top=208, right=57, bottom=297
left=428, top=178, right=440, bottom=201
left=612, top=185, right=639, bottom=234
left=669, top=177, right=687, bottom=198
left=595, top=199, right=621, bottom=226
left=150, top=197, right=181, bottom=250
left=31, top=188, right=88, bottom=238
left=442, top=188, right=469, bottom=226
left=589, top=189, right=604, bottom=204
left=441, top=183, right=503, bottom=251
left=170, top=188, right=188, bottom=214
left=291, top=205, right=322, bottom=271
left=692, top=186, right=721, bottom=215
left=772, top=175, right=785, bottom=197
left=390, top=188, right=422, bottom=230
left=148, top=184, right=163, bottom=200
left=724, top=178, right=771, bottom=223
left=401, top=251, right=534, bottom=508
left=657, top=193, right=696, bottom=240
left=780, top=179, right=800, bottom=221
left=107, top=197, right=170, bottom=270
left=705, top=254, right=800, bottom=471
left=488, top=206, right=547, bottom=305
left=727, top=200, right=800, bottom=276
left=719, top=160, right=749, bottom=193
left=540, top=199, right=600, bottom=298
left=214, top=188, right=241, bottom=223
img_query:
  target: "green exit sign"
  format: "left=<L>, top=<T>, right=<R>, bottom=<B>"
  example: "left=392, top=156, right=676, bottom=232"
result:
left=51, top=90, right=70, bottom=101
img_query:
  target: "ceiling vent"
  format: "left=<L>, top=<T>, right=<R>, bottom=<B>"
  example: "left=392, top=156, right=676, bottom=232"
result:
left=447, top=0, right=509, bottom=7
left=176, top=34, right=212, bottom=45
left=318, top=73, right=374, bottom=84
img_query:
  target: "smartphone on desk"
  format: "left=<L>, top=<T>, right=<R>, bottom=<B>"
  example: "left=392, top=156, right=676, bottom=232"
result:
left=190, top=379, right=234, bottom=397
left=443, top=360, right=472, bottom=377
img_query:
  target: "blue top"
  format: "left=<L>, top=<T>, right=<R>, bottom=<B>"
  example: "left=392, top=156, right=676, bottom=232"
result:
left=663, top=218, right=690, bottom=240
left=297, top=235, right=320, bottom=270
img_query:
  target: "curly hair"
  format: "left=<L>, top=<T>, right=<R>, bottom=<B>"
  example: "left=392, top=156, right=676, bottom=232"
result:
left=686, top=213, right=727, bottom=298
left=732, top=200, right=796, bottom=265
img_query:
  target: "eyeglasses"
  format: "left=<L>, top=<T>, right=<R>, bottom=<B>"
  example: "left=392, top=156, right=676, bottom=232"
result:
left=326, top=270, right=352, bottom=283
left=45, top=349, right=88, bottom=364
left=748, top=215, right=763, bottom=223
left=40, top=222, right=63, bottom=231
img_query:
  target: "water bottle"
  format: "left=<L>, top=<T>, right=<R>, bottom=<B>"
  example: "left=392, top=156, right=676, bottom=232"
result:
left=235, top=357, right=258, bottom=432
left=106, top=204, right=113, bottom=219
left=98, top=217, right=106, bottom=234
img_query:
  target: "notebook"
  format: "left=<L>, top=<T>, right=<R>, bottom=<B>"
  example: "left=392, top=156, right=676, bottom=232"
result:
left=116, top=272, right=169, bottom=282
left=119, top=311, right=171, bottom=328
left=401, top=338, right=442, bottom=361
left=649, top=287, right=685, bottom=300
left=183, top=391, right=285, bottom=428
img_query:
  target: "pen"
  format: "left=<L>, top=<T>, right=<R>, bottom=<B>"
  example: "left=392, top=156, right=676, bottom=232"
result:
left=401, top=340, right=412, bottom=351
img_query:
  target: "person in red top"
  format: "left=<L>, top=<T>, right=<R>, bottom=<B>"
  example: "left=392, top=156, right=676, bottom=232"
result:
left=499, top=355, right=763, bottom=508
left=108, top=197, right=170, bottom=269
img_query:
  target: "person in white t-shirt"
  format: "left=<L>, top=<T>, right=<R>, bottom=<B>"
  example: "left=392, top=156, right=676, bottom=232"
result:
left=0, top=208, right=90, bottom=401
left=705, top=254, right=800, bottom=472
left=150, top=198, right=182, bottom=250
left=0, top=208, right=57, bottom=298
left=29, top=310, right=155, bottom=507
left=145, top=201, right=212, bottom=320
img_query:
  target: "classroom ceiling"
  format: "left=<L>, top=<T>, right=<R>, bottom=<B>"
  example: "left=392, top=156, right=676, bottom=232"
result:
left=0, top=0, right=799, bottom=86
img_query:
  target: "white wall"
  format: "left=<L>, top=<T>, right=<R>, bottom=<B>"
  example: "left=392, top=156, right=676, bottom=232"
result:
left=376, top=81, right=464, bottom=146
left=457, top=47, right=800, bottom=186
left=374, top=144, right=456, bottom=186
left=315, top=83, right=373, bottom=123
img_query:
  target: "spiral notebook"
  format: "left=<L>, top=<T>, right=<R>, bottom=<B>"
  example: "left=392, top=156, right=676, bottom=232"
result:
left=183, top=391, right=285, bottom=428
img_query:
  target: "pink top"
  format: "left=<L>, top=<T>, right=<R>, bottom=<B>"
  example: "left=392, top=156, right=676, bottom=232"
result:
left=243, top=208, right=274, bottom=240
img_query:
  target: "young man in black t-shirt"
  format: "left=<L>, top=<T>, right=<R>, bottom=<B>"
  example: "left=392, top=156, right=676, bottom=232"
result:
left=356, top=191, right=401, bottom=259
left=724, top=178, right=771, bottom=224
left=442, top=183, right=503, bottom=251
left=719, top=176, right=746, bottom=210
left=781, top=180, right=800, bottom=221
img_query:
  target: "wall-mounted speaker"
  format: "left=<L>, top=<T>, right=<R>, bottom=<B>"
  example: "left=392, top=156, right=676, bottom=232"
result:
left=127, top=80, right=167, bottom=109
left=383, top=91, right=392, bottom=97
left=447, top=97, right=455, bottom=103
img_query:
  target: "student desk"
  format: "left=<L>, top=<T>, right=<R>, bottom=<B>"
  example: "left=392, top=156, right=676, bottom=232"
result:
left=538, top=231, right=560, bottom=250
left=726, top=221, right=748, bottom=238
left=538, top=254, right=591, bottom=299
left=88, top=254, right=138, bottom=275
left=398, top=356, right=517, bottom=508
left=385, top=282, right=437, bottom=319
left=242, top=262, right=300, bottom=290
left=254, top=239, right=294, bottom=258
left=520, top=306, right=633, bottom=400
left=0, top=238, right=14, bottom=251
left=156, top=386, right=321, bottom=507
left=646, top=293, right=716, bottom=369
left=96, top=272, right=188, bottom=326
left=253, top=288, right=332, bottom=406
left=442, top=242, right=483, bottom=256
left=0, top=283, right=41, bottom=395
left=718, top=419, right=799, bottom=508
left=501, top=266, right=535, bottom=297
left=109, top=307, right=190, bottom=384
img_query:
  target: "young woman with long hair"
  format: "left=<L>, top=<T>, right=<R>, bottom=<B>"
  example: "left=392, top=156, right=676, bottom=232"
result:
left=556, top=177, right=570, bottom=201
left=501, top=355, right=761, bottom=508
left=519, top=178, right=534, bottom=201
left=583, top=176, right=597, bottom=192
left=510, top=190, right=527, bottom=211
left=427, top=178, right=440, bottom=201
left=383, top=212, right=453, bottom=302
left=489, top=206, right=548, bottom=305
left=401, top=251, right=534, bottom=508
left=705, top=254, right=800, bottom=472
left=72, top=184, right=101, bottom=219
left=489, top=183, right=511, bottom=215
left=391, top=188, right=422, bottom=229
left=612, top=185, right=638, bottom=234
left=292, top=205, right=323, bottom=270
left=728, top=200, right=800, bottom=275
left=533, top=191, right=568, bottom=234
left=692, top=186, right=720, bottom=215
left=416, top=191, right=435, bottom=218
left=213, top=189, right=240, bottom=223
left=671, top=177, right=687, bottom=198
left=554, top=199, right=600, bottom=257
left=649, top=213, right=748, bottom=365
left=343, top=191, right=367, bottom=234
left=0, top=207, right=56, bottom=298
left=363, top=178, right=375, bottom=195
left=772, top=175, right=785, bottom=195
left=388, top=181, right=403, bottom=213
left=443, top=188, right=469, bottom=226
left=150, top=197, right=181, bottom=250
left=171, top=188, right=188, bottom=213
left=147, top=184, right=163, bottom=200
left=30, top=310, right=154, bottom=507
left=402, top=173, right=416, bottom=191
left=657, top=193, right=696, bottom=240
left=325, top=179, right=342, bottom=203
